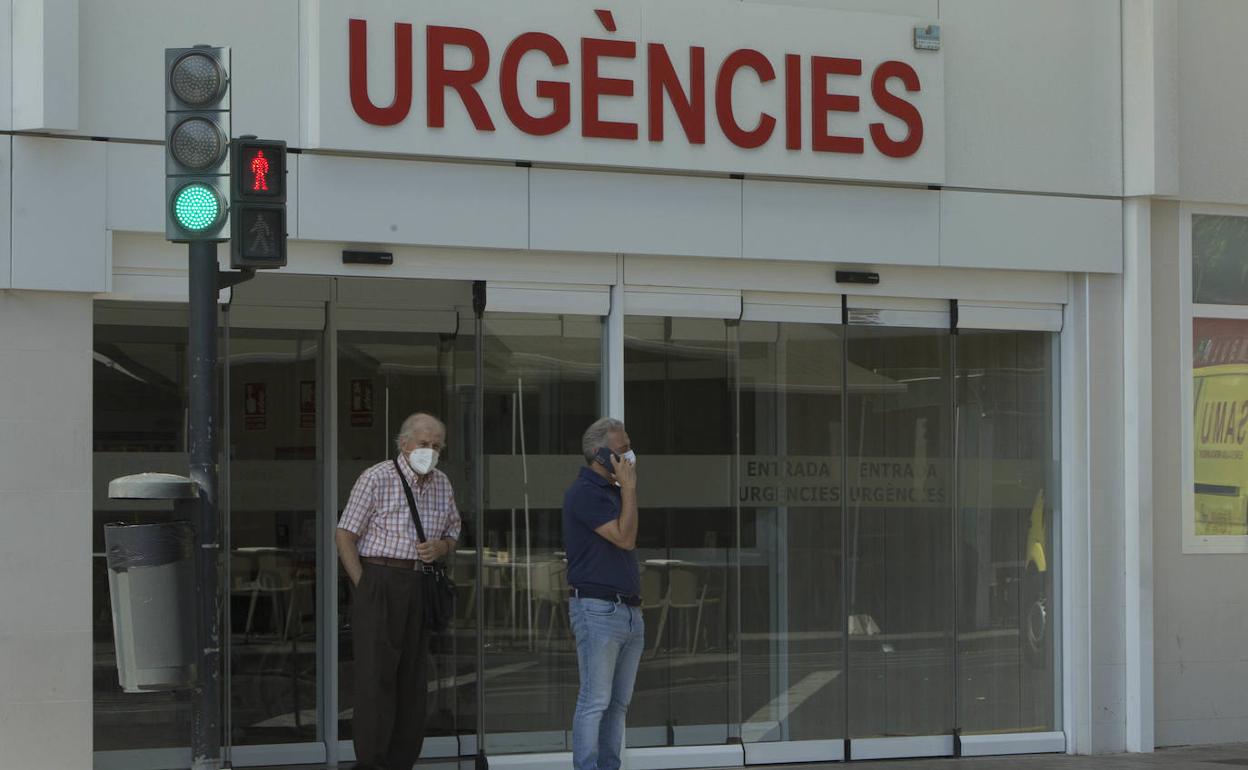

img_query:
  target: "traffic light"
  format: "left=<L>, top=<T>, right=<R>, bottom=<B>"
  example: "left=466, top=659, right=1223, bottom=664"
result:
left=230, top=138, right=287, bottom=269
left=165, top=46, right=230, bottom=242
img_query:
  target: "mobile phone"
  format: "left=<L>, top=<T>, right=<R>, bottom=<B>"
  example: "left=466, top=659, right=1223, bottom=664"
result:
left=593, top=446, right=619, bottom=468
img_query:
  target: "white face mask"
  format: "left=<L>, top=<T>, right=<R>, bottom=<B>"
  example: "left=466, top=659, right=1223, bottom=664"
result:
left=620, top=450, right=637, bottom=465
left=408, top=447, right=439, bottom=475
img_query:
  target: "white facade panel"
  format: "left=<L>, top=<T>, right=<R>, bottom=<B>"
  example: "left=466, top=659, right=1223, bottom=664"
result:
left=531, top=169, right=741, bottom=258
left=78, top=0, right=300, bottom=142
left=744, top=0, right=936, bottom=16
left=943, top=0, right=1123, bottom=196
left=626, top=255, right=1070, bottom=304
left=0, top=0, right=12, bottom=129
left=742, top=180, right=938, bottom=265
left=1178, top=1, right=1248, bottom=205
left=297, top=154, right=528, bottom=249
left=940, top=190, right=1123, bottom=274
left=625, top=286, right=741, bottom=318
left=487, top=282, right=610, bottom=316
left=105, top=142, right=162, bottom=234
left=0, top=137, right=10, bottom=288
left=0, top=291, right=92, bottom=770
left=12, top=137, right=108, bottom=292
left=12, top=0, right=78, bottom=131
left=958, top=732, right=1066, bottom=757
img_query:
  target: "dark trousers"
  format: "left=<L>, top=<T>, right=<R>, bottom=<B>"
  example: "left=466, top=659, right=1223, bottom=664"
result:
left=352, top=562, right=431, bottom=770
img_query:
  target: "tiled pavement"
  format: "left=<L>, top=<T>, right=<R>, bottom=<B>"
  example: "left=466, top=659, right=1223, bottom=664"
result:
left=255, top=742, right=1248, bottom=770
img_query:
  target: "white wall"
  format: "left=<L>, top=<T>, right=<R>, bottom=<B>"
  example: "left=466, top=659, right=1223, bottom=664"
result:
left=1150, top=202, right=1248, bottom=746
left=0, top=290, right=94, bottom=770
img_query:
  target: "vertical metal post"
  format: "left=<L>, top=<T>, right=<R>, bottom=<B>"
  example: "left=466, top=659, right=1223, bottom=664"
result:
left=189, top=240, right=222, bottom=770
left=472, top=281, right=488, bottom=770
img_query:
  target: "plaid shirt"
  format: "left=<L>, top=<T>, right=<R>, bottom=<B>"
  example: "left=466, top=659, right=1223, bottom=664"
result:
left=338, top=456, right=462, bottom=560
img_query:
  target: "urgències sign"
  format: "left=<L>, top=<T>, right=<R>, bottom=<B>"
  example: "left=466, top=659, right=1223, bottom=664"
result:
left=306, top=0, right=945, bottom=184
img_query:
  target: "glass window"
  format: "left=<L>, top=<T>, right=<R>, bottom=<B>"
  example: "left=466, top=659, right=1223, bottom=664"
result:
left=1193, top=214, right=1248, bottom=306
left=93, top=308, right=194, bottom=751
left=955, top=330, right=1059, bottom=734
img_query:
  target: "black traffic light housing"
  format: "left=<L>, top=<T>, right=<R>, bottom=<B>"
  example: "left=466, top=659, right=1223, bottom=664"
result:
left=165, top=46, right=231, bottom=243
left=230, top=138, right=287, bottom=269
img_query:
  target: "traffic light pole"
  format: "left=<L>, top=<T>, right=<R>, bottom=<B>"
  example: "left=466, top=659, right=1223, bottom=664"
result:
left=188, top=240, right=222, bottom=770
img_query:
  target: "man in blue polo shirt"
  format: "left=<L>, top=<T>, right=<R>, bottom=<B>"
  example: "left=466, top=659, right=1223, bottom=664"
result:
left=563, top=417, right=641, bottom=770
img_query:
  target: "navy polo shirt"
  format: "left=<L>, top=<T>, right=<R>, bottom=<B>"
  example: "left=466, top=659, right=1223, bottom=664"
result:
left=563, top=465, right=640, bottom=597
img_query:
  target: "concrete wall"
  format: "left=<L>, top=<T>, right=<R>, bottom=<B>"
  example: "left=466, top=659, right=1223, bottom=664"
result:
left=0, top=290, right=94, bottom=770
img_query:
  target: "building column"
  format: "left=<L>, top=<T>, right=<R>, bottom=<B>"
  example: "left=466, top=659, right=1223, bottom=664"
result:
left=1123, top=198, right=1156, bottom=753
left=0, top=289, right=94, bottom=770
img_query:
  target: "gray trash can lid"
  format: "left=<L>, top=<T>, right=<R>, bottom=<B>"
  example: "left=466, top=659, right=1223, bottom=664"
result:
left=108, top=473, right=200, bottom=500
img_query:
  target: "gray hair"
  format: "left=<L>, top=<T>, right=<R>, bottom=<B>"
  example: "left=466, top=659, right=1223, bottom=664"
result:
left=395, top=412, right=447, bottom=453
left=582, top=417, right=625, bottom=464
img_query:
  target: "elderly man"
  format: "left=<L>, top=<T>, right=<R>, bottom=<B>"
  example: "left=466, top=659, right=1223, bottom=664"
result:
left=336, top=412, right=461, bottom=770
left=563, top=417, right=641, bottom=770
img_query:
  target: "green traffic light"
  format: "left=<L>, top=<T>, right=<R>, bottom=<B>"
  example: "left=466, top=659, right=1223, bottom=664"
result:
left=173, top=183, right=222, bottom=232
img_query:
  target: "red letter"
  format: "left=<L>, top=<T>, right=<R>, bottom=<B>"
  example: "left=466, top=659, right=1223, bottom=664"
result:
left=648, top=44, right=705, bottom=144
left=500, top=33, right=571, bottom=136
left=349, top=19, right=413, bottom=126
left=715, top=49, right=776, bottom=149
left=871, top=60, right=924, bottom=158
left=427, top=26, right=495, bottom=131
left=811, top=56, right=862, bottom=154
left=582, top=38, right=638, bottom=140
left=785, top=54, right=801, bottom=150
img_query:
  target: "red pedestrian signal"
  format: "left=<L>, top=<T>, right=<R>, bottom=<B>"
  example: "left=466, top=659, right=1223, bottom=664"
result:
left=230, top=138, right=286, bottom=268
left=248, top=149, right=270, bottom=192
left=234, top=140, right=284, bottom=200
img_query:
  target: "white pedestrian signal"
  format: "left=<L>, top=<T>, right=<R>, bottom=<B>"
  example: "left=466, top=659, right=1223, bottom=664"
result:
left=248, top=213, right=275, bottom=255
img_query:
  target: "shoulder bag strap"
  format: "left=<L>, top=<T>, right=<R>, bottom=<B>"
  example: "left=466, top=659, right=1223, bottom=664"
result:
left=393, top=457, right=429, bottom=544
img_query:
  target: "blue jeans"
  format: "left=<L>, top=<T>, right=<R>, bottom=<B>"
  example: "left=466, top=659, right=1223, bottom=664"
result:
left=569, top=596, right=645, bottom=770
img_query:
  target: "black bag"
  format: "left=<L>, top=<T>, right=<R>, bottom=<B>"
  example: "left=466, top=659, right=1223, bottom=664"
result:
left=393, top=459, right=457, bottom=633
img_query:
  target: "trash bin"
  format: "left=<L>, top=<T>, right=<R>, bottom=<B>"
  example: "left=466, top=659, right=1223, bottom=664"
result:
left=104, top=473, right=199, bottom=692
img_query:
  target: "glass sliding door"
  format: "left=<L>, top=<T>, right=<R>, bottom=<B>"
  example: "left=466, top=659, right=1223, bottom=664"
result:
left=954, top=330, right=1060, bottom=735
left=223, top=323, right=322, bottom=748
left=737, top=320, right=846, bottom=763
left=845, top=323, right=956, bottom=756
left=92, top=305, right=195, bottom=761
left=624, top=315, right=739, bottom=749
left=334, top=320, right=472, bottom=755
left=477, top=312, right=603, bottom=754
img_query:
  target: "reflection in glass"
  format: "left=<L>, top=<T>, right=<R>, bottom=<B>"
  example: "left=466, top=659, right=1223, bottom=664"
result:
left=1192, top=318, right=1248, bottom=537
left=738, top=321, right=845, bottom=744
left=226, top=327, right=320, bottom=745
left=336, top=326, right=473, bottom=745
left=846, top=326, right=954, bottom=738
left=624, top=316, right=738, bottom=748
left=92, top=310, right=193, bottom=750
left=955, top=330, right=1059, bottom=733
left=1193, top=214, right=1248, bottom=306
left=478, top=313, right=602, bottom=754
